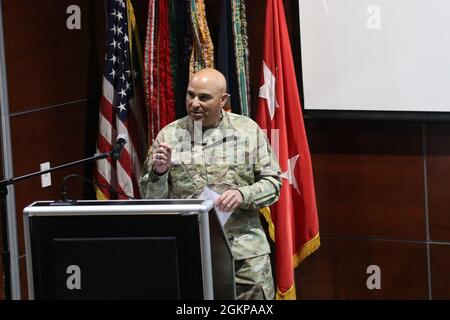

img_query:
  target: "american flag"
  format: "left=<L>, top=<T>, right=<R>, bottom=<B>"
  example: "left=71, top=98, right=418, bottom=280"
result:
left=95, top=0, right=147, bottom=200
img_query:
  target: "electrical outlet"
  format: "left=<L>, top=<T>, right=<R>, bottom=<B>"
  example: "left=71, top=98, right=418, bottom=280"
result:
left=40, top=162, right=51, bottom=188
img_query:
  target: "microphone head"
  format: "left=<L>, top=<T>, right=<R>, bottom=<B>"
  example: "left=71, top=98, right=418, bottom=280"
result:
left=116, top=133, right=128, bottom=145
left=111, top=134, right=128, bottom=160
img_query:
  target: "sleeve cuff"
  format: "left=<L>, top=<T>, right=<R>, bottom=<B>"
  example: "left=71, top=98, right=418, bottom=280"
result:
left=237, top=186, right=253, bottom=209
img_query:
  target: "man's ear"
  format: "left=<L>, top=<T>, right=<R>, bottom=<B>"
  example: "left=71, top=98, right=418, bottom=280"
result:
left=220, top=93, right=230, bottom=108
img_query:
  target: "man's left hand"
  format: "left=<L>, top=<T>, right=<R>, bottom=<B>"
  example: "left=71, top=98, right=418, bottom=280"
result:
left=216, top=190, right=243, bottom=212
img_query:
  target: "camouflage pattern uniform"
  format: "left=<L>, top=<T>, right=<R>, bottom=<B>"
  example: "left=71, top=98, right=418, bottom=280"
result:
left=139, top=110, right=281, bottom=300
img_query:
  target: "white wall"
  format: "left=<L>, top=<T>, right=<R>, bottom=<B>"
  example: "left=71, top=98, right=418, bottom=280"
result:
left=299, top=0, right=450, bottom=112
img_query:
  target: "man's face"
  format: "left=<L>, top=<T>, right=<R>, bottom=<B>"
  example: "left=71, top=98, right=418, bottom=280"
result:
left=186, top=76, right=227, bottom=128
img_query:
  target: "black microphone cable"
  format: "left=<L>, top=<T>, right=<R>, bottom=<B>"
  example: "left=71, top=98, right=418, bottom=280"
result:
left=60, top=173, right=135, bottom=201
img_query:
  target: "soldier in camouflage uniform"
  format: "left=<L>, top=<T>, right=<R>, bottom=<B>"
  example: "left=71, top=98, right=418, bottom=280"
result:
left=139, top=68, right=281, bottom=300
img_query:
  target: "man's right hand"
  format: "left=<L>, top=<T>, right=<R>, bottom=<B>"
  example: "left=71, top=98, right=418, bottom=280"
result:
left=152, top=142, right=172, bottom=175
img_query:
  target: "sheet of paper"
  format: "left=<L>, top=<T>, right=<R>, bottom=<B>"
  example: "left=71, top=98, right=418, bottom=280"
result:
left=198, top=186, right=233, bottom=226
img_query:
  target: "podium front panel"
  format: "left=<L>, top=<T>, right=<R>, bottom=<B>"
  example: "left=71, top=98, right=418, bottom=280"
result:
left=23, top=200, right=235, bottom=300
left=53, top=236, right=180, bottom=299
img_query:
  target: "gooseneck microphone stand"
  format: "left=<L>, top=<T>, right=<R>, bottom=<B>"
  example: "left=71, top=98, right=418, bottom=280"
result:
left=0, top=144, right=124, bottom=300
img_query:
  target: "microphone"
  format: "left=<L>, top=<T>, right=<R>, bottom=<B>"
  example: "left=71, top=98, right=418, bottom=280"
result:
left=111, top=134, right=127, bottom=160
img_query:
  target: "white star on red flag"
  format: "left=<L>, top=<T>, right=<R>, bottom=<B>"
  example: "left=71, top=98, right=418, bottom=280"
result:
left=258, top=61, right=278, bottom=120
left=279, top=154, right=300, bottom=194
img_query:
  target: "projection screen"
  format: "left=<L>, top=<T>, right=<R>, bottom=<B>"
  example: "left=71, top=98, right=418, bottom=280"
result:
left=299, top=0, right=450, bottom=113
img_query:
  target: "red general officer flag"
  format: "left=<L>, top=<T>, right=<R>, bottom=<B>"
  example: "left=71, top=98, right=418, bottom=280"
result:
left=256, top=0, right=320, bottom=300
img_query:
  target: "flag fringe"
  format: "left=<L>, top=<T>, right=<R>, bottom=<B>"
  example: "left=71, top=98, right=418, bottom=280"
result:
left=260, top=207, right=321, bottom=300
left=95, top=187, right=108, bottom=200
left=293, top=233, right=320, bottom=268
left=260, top=207, right=275, bottom=242
left=276, top=284, right=296, bottom=300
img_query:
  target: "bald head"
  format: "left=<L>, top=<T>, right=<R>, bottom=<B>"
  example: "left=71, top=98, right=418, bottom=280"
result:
left=186, top=68, right=229, bottom=128
left=189, top=68, right=227, bottom=94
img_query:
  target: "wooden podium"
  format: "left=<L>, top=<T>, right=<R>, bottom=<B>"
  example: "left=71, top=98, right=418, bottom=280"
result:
left=23, top=199, right=235, bottom=300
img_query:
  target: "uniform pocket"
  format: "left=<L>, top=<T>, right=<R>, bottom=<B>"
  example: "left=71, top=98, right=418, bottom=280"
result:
left=169, top=164, right=197, bottom=197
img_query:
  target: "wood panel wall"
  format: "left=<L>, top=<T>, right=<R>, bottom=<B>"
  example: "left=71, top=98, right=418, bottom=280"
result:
left=1, top=0, right=450, bottom=300
left=1, top=0, right=106, bottom=299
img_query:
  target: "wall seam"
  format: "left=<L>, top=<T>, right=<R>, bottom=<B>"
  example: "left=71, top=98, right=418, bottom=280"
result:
left=9, top=96, right=101, bottom=117
left=422, top=123, right=432, bottom=300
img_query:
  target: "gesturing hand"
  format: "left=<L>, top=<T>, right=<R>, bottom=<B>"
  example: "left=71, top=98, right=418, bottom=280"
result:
left=152, top=142, right=172, bottom=175
left=216, top=190, right=243, bottom=212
